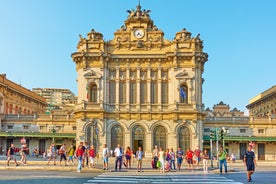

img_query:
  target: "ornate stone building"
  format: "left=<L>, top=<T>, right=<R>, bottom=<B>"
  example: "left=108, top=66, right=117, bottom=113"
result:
left=72, top=4, right=208, bottom=157
left=204, top=99, right=276, bottom=161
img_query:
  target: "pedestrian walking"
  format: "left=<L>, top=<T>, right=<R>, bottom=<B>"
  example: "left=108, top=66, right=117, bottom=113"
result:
left=125, top=146, right=132, bottom=169
left=218, top=146, right=228, bottom=175
left=89, top=145, right=96, bottom=168
left=136, top=146, right=143, bottom=172
left=186, top=148, right=194, bottom=172
left=202, top=149, right=209, bottom=173
left=194, top=146, right=201, bottom=169
left=169, top=148, right=176, bottom=170
left=164, top=148, right=171, bottom=172
left=20, top=143, right=28, bottom=165
left=158, top=147, right=165, bottom=173
left=6, top=143, right=19, bottom=166
left=152, top=145, right=158, bottom=169
left=102, top=144, right=109, bottom=170
left=67, top=144, right=75, bottom=165
left=82, top=142, right=89, bottom=167
left=76, top=144, right=84, bottom=172
left=47, top=142, right=56, bottom=165
left=244, top=145, right=257, bottom=182
left=114, top=144, right=123, bottom=171
left=59, top=143, right=68, bottom=166
left=176, top=146, right=184, bottom=171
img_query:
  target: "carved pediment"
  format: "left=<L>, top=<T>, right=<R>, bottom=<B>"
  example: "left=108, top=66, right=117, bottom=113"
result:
left=175, top=70, right=189, bottom=78
left=84, top=70, right=101, bottom=79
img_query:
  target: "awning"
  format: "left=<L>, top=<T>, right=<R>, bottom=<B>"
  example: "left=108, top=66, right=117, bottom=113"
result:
left=0, top=132, right=76, bottom=139
left=203, top=135, right=276, bottom=142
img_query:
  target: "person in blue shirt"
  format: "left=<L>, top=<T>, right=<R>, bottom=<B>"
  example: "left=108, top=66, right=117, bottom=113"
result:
left=244, top=145, right=257, bottom=182
left=136, top=146, right=144, bottom=172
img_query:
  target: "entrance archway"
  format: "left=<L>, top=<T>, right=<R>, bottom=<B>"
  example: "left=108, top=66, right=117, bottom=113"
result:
left=132, top=125, right=145, bottom=152
left=178, top=126, right=190, bottom=151
left=153, top=125, right=167, bottom=150
left=111, top=125, right=124, bottom=150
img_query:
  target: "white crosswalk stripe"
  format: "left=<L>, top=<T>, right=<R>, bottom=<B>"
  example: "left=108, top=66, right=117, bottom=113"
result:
left=84, top=172, right=244, bottom=184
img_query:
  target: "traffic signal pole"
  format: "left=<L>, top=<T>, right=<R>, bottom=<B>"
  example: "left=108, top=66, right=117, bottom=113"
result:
left=216, top=128, right=219, bottom=168
left=210, top=138, right=213, bottom=168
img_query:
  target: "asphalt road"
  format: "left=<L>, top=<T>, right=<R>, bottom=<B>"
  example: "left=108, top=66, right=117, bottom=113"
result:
left=0, top=167, right=276, bottom=184
left=0, top=170, right=99, bottom=184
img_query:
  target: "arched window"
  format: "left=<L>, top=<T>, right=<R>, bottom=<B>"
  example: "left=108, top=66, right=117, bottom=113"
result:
left=111, top=125, right=124, bottom=150
left=9, top=104, right=13, bottom=114
left=179, top=85, right=188, bottom=103
left=89, top=84, right=97, bottom=103
left=140, top=70, right=147, bottom=104
left=132, top=125, right=145, bottom=152
left=153, top=125, right=166, bottom=149
left=15, top=106, right=18, bottom=114
left=161, top=70, right=168, bottom=104
left=150, top=70, right=158, bottom=104
left=178, top=126, right=190, bottom=151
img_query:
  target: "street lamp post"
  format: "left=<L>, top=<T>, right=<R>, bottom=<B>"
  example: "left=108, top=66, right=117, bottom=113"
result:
left=51, top=127, right=56, bottom=143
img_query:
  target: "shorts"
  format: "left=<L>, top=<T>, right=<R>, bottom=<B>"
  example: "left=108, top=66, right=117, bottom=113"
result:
left=103, top=157, right=108, bottom=163
left=60, top=153, right=67, bottom=161
left=7, top=155, right=16, bottom=161
left=137, top=159, right=143, bottom=165
left=246, top=163, right=255, bottom=171
left=90, top=157, right=95, bottom=164
left=126, top=155, right=131, bottom=160
left=177, top=157, right=183, bottom=164
left=196, top=157, right=201, bottom=162
left=68, top=156, right=73, bottom=161
left=187, top=158, right=193, bottom=164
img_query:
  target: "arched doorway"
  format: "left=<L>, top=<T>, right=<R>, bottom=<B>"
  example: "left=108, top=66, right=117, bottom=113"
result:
left=111, top=125, right=124, bottom=151
left=86, top=124, right=98, bottom=151
left=132, top=125, right=145, bottom=152
left=153, top=125, right=167, bottom=150
left=178, top=126, right=191, bottom=151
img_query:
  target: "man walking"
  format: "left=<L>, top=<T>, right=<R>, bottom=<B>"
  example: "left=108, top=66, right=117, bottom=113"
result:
left=6, top=143, right=19, bottom=166
left=218, top=146, right=228, bottom=175
left=152, top=145, right=159, bottom=169
left=244, top=145, right=257, bottom=182
left=114, top=144, right=123, bottom=171
left=136, top=146, right=144, bottom=172
left=102, top=144, right=109, bottom=170
left=194, top=146, right=201, bottom=169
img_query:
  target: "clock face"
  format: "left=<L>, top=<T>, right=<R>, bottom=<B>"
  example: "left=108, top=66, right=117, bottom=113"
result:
left=134, top=29, right=144, bottom=39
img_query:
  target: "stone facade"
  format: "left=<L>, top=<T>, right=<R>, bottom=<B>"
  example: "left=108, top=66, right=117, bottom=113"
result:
left=72, top=4, right=208, bottom=157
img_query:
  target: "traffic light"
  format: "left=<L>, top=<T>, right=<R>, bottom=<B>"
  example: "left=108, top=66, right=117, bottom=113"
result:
left=210, top=130, right=215, bottom=140
left=219, top=129, right=224, bottom=140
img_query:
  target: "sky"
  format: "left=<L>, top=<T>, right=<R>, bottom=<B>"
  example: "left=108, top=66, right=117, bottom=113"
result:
left=1, top=0, right=276, bottom=113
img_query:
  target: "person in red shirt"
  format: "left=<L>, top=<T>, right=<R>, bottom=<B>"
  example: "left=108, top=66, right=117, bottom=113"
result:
left=125, top=146, right=132, bottom=169
left=185, top=148, right=194, bottom=172
left=194, top=146, right=202, bottom=169
left=76, top=144, right=84, bottom=172
left=89, top=145, right=96, bottom=168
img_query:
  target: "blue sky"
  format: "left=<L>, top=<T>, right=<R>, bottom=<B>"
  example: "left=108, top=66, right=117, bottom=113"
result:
left=1, top=0, right=275, bottom=113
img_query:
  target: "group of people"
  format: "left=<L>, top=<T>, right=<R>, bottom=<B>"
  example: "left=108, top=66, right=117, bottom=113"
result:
left=5, top=142, right=257, bottom=182
left=46, top=142, right=98, bottom=171
left=152, top=145, right=209, bottom=173
left=6, top=143, right=29, bottom=166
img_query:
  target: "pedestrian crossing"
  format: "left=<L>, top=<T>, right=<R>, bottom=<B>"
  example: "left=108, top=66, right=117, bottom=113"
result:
left=84, top=172, right=244, bottom=184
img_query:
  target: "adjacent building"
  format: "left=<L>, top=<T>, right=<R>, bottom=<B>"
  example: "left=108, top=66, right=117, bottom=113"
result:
left=71, top=4, right=208, bottom=157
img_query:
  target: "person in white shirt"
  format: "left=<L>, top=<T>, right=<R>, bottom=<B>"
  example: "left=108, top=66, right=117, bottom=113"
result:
left=102, top=144, right=109, bottom=170
left=114, top=144, right=123, bottom=171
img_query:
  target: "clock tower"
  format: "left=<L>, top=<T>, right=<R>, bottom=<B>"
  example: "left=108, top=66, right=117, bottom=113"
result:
left=72, top=3, right=208, bottom=157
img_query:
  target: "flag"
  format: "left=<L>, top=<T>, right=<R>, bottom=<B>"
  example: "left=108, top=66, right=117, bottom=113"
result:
left=180, top=87, right=186, bottom=98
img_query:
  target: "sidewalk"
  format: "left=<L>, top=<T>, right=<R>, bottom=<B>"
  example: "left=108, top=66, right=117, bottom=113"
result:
left=1, top=155, right=275, bottom=172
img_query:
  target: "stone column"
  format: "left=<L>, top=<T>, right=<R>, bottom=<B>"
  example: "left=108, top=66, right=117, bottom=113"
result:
left=115, top=66, right=120, bottom=109
left=147, top=67, right=151, bottom=108
left=157, top=67, right=162, bottom=107
left=137, top=67, right=140, bottom=110
left=126, top=66, right=130, bottom=108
